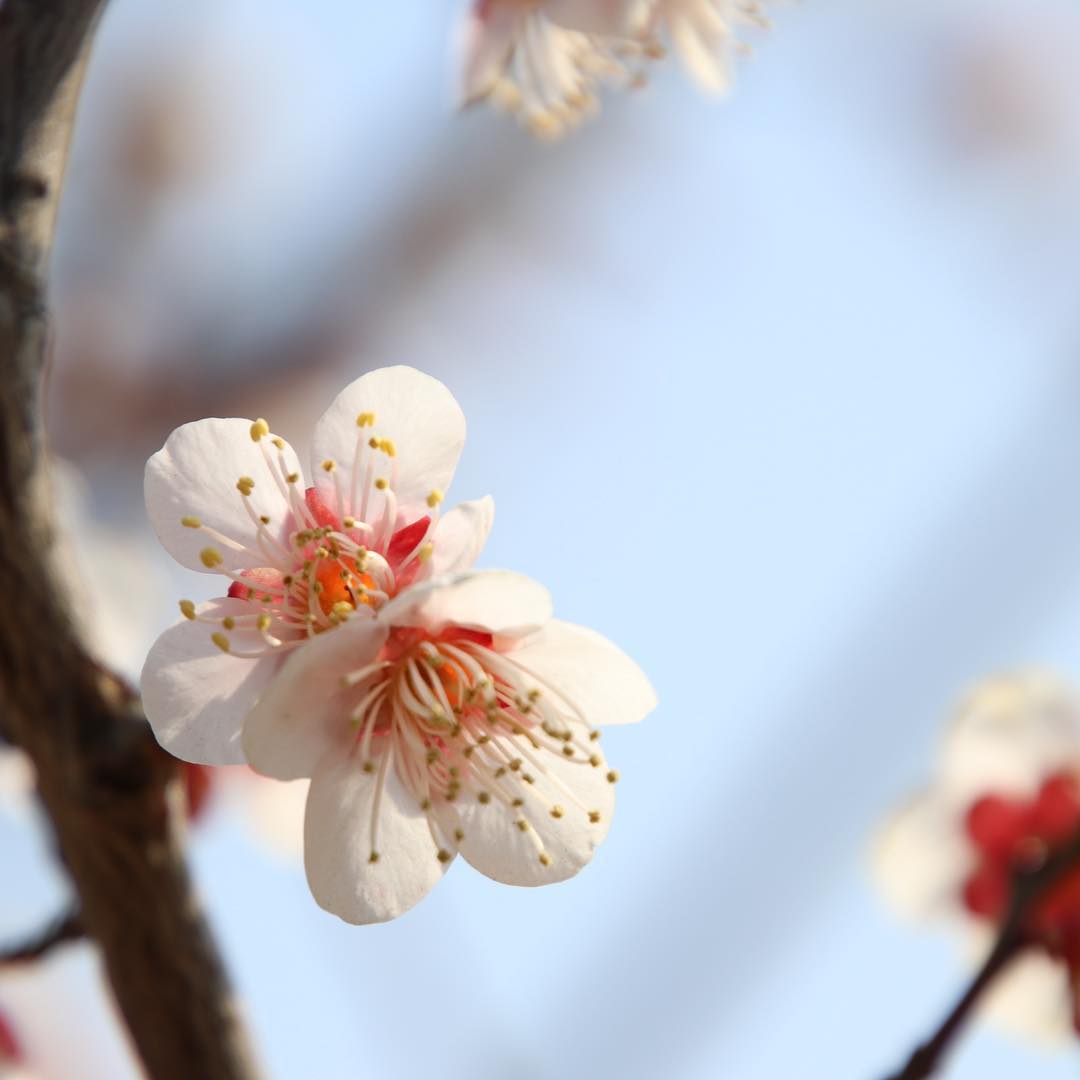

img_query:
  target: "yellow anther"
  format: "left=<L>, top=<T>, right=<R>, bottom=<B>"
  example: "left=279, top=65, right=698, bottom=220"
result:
left=211, top=632, right=230, bottom=654
left=200, top=547, right=223, bottom=569
left=259, top=514, right=270, bottom=525
left=511, top=798, right=524, bottom=808
left=589, top=730, right=600, bottom=741
left=374, top=478, right=388, bottom=491
left=437, top=849, right=452, bottom=863
left=368, top=437, right=379, bottom=449
left=179, top=599, right=196, bottom=620
left=539, top=852, right=552, bottom=867
left=606, top=770, right=620, bottom=784
left=420, top=798, right=432, bottom=811
left=180, top=515, right=201, bottom=529
left=343, top=516, right=355, bottom=528
left=331, top=601, right=353, bottom=620
left=589, top=810, right=601, bottom=824
left=515, top=820, right=529, bottom=833
left=271, top=437, right=285, bottom=450
left=562, top=746, right=575, bottom=758
left=356, top=411, right=376, bottom=428
left=368, top=851, right=380, bottom=864
left=286, top=472, right=300, bottom=484
left=478, top=792, right=491, bottom=804
left=522, top=773, right=535, bottom=785
left=249, top=418, right=270, bottom=441
left=236, top=476, right=255, bottom=496
left=426, top=489, right=444, bottom=508
left=528, top=688, right=541, bottom=702
left=417, top=542, right=434, bottom=563
left=222, top=617, right=235, bottom=631
left=257, top=613, right=272, bottom=632
left=377, top=438, right=396, bottom=458
left=362, top=760, right=375, bottom=774
left=509, top=758, right=522, bottom=772
left=282, top=575, right=293, bottom=586
left=588, top=754, right=602, bottom=768
left=453, top=828, right=465, bottom=843
left=321, top=459, right=336, bottom=472
left=550, top=805, right=565, bottom=819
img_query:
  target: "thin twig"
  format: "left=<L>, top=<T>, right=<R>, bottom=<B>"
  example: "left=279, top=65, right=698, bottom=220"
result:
left=0, top=909, right=84, bottom=967
left=885, top=825, right=1080, bottom=1080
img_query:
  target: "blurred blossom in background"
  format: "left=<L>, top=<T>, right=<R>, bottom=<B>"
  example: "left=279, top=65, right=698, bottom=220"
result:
left=4, top=0, right=1080, bottom=1076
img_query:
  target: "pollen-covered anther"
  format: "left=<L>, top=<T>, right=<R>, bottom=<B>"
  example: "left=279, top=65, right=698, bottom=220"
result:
left=343, top=516, right=356, bottom=528
left=478, top=792, right=491, bottom=804
left=211, top=632, right=230, bottom=654
left=236, top=476, right=255, bottom=496
left=375, top=478, right=388, bottom=491
left=249, top=418, right=270, bottom=441
left=437, top=849, right=452, bottom=864
left=539, top=853, right=552, bottom=867
left=550, top=805, right=564, bottom=819
left=426, top=489, right=444, bottom=508
left=418, top=543, right=433, bottom=563
left=454, top=829, right=465, bottom=843
left=588, top=811, right=601, bottom=824
left=606, top=770, right=620, bottom=784
left=200, top=547, right=223, bottom=569
left=588, top=754, right=601, bottom=768
left=321, top=459, right=336, bottom=473
left=362, top=761, right=375, bottom=774
left=179, top=599, right=196, bottom=620
left=181, top=515, right=201, bottom=528
left=257, top=613, right=272, bottom=632
left=515, top=819, right=529, bottom=833
left=368, top=851, right=380, bottom=864
left=356, top=411, right=377, bottom=428
left=222, top=617, right=235, bottom=630
left=286, top=472, right=300, bottom=485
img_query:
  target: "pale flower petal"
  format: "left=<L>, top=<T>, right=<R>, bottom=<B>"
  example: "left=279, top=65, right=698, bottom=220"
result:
left=243, top=617, right=388, bottom=781
left=544, top=0, right=640, bottom=35
left=429, top=495, right=494, bottom=576
left=304, top=750, right=451, bottom=924
left=461, top=3, right=526, bottom=101
left=940, top=673, right=1080, bottom=803
left=145, top=418, right=302, bottom=574
left=444, top=723, right=616, bottom=886
left=141, top=599, right=282, bottom=765
left=505, top=619, right=657, bottom=727
left=380, top=570, right=552, bottom=638
left=871, top=792, right=970, bottom=922
left=310, top=366, right=466, bottom=522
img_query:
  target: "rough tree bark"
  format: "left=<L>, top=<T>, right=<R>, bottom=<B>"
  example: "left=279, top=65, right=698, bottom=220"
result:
left=0, top=3, right=259, bottom=1077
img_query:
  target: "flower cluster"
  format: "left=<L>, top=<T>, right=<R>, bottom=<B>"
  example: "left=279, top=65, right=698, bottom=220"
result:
left=142, top=366, right=655, bottom=923
left=873, top=674, right=1080, bottom=1041
left=461, top=0, right=771, bottom=138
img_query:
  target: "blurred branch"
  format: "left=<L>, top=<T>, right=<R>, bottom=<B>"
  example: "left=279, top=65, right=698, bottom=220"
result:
left=884, top=826, right=1080, bottom=1080
left=0, top=5, right=258, bottom=1079
left=0, top=909, right=84, bottom=967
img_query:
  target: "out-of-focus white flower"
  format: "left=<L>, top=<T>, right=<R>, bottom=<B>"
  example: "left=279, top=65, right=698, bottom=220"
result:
left=873, top=673, right=1080, bottom=1043
left=141, top=365, right=656, bottom=923
left=459, top=0, right=770, bottom=136
left=47, top=460, right=170, bottom=681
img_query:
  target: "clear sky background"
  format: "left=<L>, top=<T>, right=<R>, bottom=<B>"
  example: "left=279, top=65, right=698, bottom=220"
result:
left=5, top=1, right=1080, bottom=1077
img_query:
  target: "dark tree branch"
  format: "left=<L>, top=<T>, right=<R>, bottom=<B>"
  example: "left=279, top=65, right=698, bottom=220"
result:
left=0, top=4, right=258, bottom=1078
left=885, top=826, right=1080, bottom=1080
left=0, top=909, right=84, bottom=967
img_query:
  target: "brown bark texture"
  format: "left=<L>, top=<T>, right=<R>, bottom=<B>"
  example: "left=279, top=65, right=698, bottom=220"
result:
left=0, top=3, right=259, bottom=1077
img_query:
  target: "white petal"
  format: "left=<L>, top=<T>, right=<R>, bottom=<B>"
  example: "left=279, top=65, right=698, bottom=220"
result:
left=939, top=673, right=1080, bottom=803
left=459, top=3, right=524, bottom=101
left=310, top=366, right=466, bottom=522
left=243, top=617, right=388, bottom=781
left=870, top=792, right=969, bottom=922
left=972, top=930, right=1074, bottom=1043
left=304, top=749, right=450, bottom=924
left=446, top=726, right=616, bottom=886
left=141, top=599, right=281, bottom=765
left=505, top=620, right=656, bottom=728
left=429, top=495, right=494, bottom=576
left=544, top=0, right=638, bottom=34
left=145, top=418, right=302, bottom=574
left=380, top=570, right=553, bottom=638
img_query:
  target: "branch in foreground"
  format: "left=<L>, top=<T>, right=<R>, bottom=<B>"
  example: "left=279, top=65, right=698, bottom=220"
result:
left=0, top=4, right=258, bottom=1078
left=884, top=824, right=1080, bottom=1080
left=0, top=910, right=84, bottom=967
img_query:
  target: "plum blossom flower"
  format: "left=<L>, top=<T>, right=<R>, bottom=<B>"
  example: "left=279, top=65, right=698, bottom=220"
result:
left=460, top=0, right=770, bottom=137
left=873, top=673, right=1080, bottom=1042
left=142, top=365, right=656, bottom=922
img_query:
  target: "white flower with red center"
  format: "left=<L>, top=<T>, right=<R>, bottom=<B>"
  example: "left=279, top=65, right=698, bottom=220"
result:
left=141, top=365, right=656, bottom=923
left=873, top=674, right=1080, bottom=1041
left=460, top=0, right=770, bottom=136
